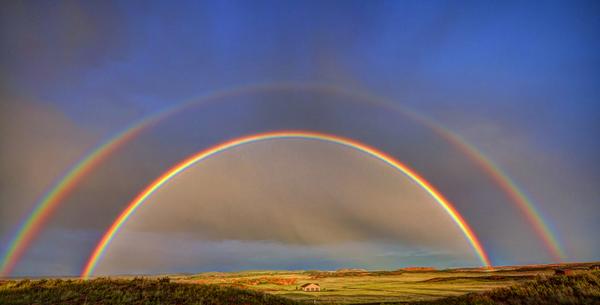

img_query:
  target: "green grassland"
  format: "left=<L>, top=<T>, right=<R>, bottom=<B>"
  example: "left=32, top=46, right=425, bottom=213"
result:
left=1, top=262, right=599, bottom=304
left=174, top=267, right=560, bottom=303
left=180, top=271, right=523, bottom=303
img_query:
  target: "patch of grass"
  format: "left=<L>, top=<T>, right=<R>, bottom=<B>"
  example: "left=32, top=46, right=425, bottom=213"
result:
left=0, top=277, right=302, bottom=305
left=412, top=271, right=600, bottom=305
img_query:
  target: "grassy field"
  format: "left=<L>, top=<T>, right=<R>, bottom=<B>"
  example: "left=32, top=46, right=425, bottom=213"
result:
left=1, top=262, right=598, bottom=304
left=416, top=271, right=600, bottom=305
left=175, top=268, right=551, bottom=303
left=0, top=277, right=301, bottom=305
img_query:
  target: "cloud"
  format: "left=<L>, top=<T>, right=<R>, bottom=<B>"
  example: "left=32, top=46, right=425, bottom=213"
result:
left=3, top=88, right=583, bottom=276
left=96, top=233, right=475, bottom=276
left=0, top=1, right=128, bottom=86
left=0, top=94, right=96, bottom=235
left=434, top=114, right=600, bottom=264
left=93, top=138, right=477, bottom=274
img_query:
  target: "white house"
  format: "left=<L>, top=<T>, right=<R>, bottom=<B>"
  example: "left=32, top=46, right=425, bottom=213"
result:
left=300, top=283, right=320, bottom=292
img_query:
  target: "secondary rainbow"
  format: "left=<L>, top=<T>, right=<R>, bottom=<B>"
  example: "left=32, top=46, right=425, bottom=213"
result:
left=339, top=89, right=564, bottom=261
left=420, top=124, right=565, bottom=261
left=0, top=84, right=285, bottom=276
left=1, top=82, right=563, bottom=276
left=81, top=131, right=492, bottom=278
left=0, top=123, right=148, bottom=277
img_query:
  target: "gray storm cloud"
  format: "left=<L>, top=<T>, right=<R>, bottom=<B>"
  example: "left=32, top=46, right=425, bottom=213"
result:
left=0, top=1, right=128, bottom=83
left=117, top=139, right=469, bottom=247
left=95, top=139, right=475, bottom=274
left=0, top=96, right=96, bottom=236
left=97, top=236, right=473, bottom=275
left=447, top=117, right=600, bottom=262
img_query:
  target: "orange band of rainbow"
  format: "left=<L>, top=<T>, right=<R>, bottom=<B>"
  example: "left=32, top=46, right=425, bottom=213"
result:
left=81, top=131, right=491, bottom=278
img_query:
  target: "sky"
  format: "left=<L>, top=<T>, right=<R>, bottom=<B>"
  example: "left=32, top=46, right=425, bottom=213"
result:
left=0, top=0, right=599, bottom=276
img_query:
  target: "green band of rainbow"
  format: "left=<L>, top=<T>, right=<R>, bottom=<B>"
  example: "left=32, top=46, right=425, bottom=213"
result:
left=81, top=131, right=492, bottom=278
left=0, top=83, right=563, bottom=277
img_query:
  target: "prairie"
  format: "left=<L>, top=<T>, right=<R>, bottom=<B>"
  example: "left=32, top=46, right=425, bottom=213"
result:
left=1, top=262, right=598, bottom=304
left=174, top=262, right=598, bottom=303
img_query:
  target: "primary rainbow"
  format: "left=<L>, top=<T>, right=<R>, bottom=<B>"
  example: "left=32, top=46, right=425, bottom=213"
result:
left=81, top=131, right=492, bottom=278
left=1, top=82, right=564, bottom=277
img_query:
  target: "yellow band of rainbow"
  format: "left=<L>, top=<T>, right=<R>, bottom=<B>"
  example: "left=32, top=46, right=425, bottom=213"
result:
left=81, top=130, right=492, bottom=278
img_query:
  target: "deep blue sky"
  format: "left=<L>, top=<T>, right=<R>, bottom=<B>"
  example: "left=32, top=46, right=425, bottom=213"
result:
left=3, top=1, right=599, bottom=158
left=1, top=0, right=599, bottom=276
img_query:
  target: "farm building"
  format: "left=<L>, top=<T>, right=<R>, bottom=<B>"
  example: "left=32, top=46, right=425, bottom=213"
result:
left=300, top=283, right=320, bottom=292
left=590, top=265, right=600, bottom=270
left=554, top=269, right=573, bottom=275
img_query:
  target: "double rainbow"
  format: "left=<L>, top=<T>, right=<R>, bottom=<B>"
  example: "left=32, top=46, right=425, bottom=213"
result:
left=81, top=131, right=491, bottom=278
left=0, top=83, right=564, bottom=277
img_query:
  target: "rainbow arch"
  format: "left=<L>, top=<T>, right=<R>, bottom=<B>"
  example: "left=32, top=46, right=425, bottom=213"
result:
left=81, top=131, right=492, bottom=278
left=0, top=82, right=563, bottom=277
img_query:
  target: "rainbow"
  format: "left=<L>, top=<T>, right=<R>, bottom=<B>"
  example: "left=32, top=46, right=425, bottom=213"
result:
left=0, top=82, right=563, bottom=277
left=81, top=131, right=492, bottom=278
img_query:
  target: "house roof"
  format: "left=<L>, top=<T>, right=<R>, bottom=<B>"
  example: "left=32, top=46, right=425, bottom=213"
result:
left=300, top=283, right=320, bottom=287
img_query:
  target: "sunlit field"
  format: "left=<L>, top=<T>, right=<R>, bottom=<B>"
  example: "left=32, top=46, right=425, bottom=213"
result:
left=175, top=263, right=598, bottom=304
left=3, top=263, right=598, bottom=305
left=182, top=271, right=516, bottom=303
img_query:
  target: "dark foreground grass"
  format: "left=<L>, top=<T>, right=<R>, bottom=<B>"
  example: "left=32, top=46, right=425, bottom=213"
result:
left=412, top=271, right=600, bottom=305
left=0, top=277, right=302, bottom=305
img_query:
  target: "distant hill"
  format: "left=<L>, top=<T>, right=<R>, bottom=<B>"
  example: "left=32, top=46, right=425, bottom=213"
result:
left=397, top=267, right=437, bottom=272
left=0, top=277, right=301, bottom=305
left=336, top=268, right=368, bottom=273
